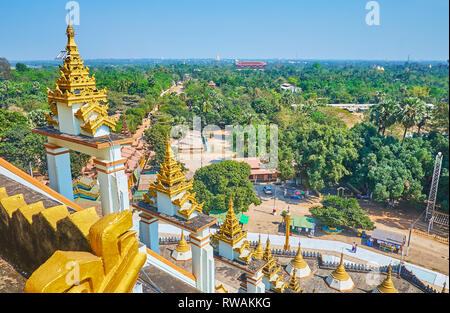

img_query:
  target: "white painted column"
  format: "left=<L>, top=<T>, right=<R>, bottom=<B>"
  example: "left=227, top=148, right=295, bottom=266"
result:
left=190, top=228, right=215, bottom=293
left=139, top=213, right=159, bottom=253
left=246, top=271, right=265, bottom=293
left=94, top=156, right=129, bottom=215
left=44, top=143, right=74, bottom=201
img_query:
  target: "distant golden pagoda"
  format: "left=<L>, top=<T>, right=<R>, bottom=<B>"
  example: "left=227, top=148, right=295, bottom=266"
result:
left=214, top=198, right=247, bottom=246
left=144, top=137, right=203, bottom=219
left=325, top=252, right=354, bottom=292
left=374, top=264, right=398, bottom=293
left=45, top=20, right=116, bottom=136
left=262, top=236, right=281, bottom=279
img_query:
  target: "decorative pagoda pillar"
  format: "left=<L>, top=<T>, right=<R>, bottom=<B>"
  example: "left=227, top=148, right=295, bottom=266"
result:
left=246, top=270, right=265, bottom=293
left=139, top=212, right=159, bottom=253
left=284, top=208, right=291, bottom=250
left=93, top=154, right=129, bottom=215
left=44, top=143, right=74, bottom=201
left=190, top=228, right=215, bottom=293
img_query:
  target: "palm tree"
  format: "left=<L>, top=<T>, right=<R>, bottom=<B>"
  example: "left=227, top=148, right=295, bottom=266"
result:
left=397, top=97, right=425, bottom=144
left=416, top=104, right=432, bottom=135
left=369, top=98, right=398, bottom=136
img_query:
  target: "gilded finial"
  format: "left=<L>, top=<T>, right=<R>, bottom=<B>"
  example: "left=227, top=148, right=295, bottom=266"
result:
left=442, top=282, right=447, bottom=293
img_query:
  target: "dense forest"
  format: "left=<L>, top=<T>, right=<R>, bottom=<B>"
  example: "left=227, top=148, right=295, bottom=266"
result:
left=0, top=60, right=448, bottom=212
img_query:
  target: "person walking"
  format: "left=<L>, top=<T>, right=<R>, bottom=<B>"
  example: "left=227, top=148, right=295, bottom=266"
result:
left=354, top=244, right=358, bottom=253
left=351, top=242, right=355, bottom=253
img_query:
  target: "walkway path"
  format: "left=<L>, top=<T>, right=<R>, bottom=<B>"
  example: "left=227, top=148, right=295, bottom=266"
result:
left=154, top=222, right=449, bottom=288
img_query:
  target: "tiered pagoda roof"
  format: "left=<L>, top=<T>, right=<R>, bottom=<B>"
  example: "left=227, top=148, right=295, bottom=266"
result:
left=45, top=21, right=116, bottom=136
left=144, top=137, right=203, bottom=219
left=262, top=236, right=282, bottom=279
left=214, top=198, right=247, bottom=246
left=286, top=269, right=301, bottom=293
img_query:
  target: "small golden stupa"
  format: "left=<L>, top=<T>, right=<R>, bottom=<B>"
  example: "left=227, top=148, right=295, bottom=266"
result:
left=253, top=234, right=264, bottom=259
left=285, top=242, right=312, bottom=279
left=325, top=252, right=354, bottom=292
left=374, top=264, right=398, bottom=293
left=171, top=230, right=192, bottom=261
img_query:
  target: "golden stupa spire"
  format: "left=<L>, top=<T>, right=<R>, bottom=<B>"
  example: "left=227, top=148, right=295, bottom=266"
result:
left=66, top=11, right=78, bottom=54
left=150, top=135, right=190, bottom=192
left=214, top=197, right=247, bottom=245
left=263, top=235, right=272, bottom=260
left=290, top=242, right=308, bottom=269
left=287, top=269, right=301, bottom=292
left=376, top=264, right=398, bottom=293
left=253, top=234, right=264, bottom=259
left=262, top=234, right=281, bottom=279
left=331, top=252, right=350, bottom=281
left=175, top=230, right=190, bottom=253
left=442, top=282, right=447, bottom=293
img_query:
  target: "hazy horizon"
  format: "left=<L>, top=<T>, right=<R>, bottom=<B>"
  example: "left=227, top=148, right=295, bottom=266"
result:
left=1, top=0, right=448, bottom=61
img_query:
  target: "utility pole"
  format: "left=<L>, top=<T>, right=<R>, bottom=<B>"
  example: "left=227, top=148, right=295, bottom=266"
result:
left=406, top=223, right=413, bottom=257
left=272, top=184, right=277, bottom=215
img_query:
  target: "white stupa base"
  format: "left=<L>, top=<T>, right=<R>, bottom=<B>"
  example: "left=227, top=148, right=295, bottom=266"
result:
left=325, top=275, right=354, bottom=292
left=285, top=263, right=312, bottom=279
left=171, top=249, right=192, bottom=261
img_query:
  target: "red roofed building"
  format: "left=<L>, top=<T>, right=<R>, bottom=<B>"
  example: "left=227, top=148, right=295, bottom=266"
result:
left=236, top=61, right=267, bottom=70
left=121, top=146, right=146, bottom=190
left=233, top=157, right=278, bottom=182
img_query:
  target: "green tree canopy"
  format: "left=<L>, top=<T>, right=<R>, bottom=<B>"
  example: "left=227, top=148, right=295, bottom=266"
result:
left=310, top=196, right=375, bottom=230
left=192, top=160, right=261, bottom=213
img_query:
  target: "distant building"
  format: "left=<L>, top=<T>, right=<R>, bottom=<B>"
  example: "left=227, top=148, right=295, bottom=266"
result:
left=236, top=61, right=267, bottom=70
left=280, top=83, right=301, bottom=93
left=208, top=81, right=216, bottom=88
left=233, top=157, right=278, bottom=182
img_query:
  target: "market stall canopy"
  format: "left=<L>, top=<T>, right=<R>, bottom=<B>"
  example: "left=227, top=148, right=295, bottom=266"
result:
left=371, top=229, right=406, bottom=246
left=239, top=214, right=249, bottom=225
left=210, top=210, right=247, bottom=224
left=289, top=216, right=315, bottom=229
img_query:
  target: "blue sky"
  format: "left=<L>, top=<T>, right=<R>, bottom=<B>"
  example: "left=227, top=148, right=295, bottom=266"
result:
left=0, top=0, right=448, bottom=61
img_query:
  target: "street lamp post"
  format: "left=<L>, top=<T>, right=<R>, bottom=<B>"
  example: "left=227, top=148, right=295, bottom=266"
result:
left=273, top=184, right=277, bottom=215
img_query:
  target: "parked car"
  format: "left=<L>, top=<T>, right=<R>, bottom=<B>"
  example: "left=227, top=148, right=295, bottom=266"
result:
left=263, top=186, right=273, bottom=195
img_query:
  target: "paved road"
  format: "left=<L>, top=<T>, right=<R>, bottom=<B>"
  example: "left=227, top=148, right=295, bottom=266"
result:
left=147, top=221, right=449, bottom=288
